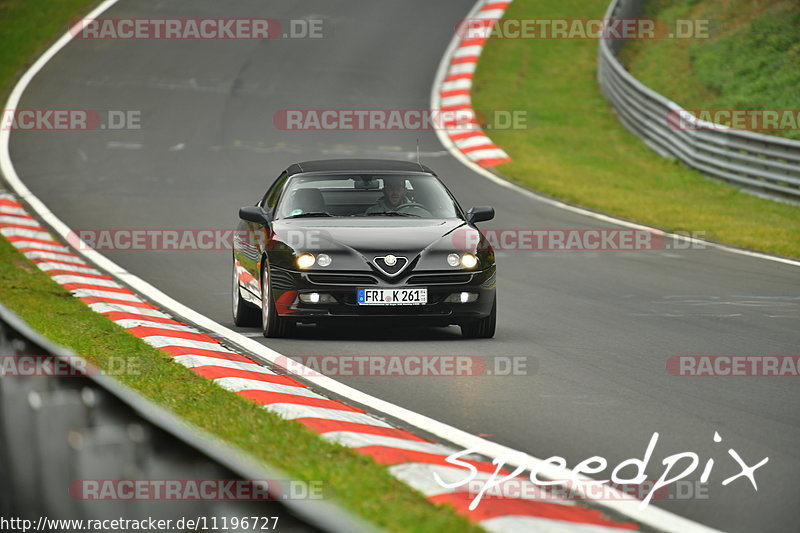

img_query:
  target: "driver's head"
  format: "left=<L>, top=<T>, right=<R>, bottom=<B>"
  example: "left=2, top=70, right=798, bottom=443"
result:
left=382, top=176, right=407, bottom=207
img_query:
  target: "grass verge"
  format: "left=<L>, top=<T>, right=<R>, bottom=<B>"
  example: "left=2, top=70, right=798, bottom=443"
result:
left=0, top=1, right=482, bottom=531
left=472, top=0, right=799, bottom=259
left=0, top=0, right=102, bottom=100
left=619, top=0, right=800, bottom=141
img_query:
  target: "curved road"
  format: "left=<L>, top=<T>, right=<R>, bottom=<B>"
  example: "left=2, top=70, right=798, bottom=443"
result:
left=8, top=0, right=800, bottom=531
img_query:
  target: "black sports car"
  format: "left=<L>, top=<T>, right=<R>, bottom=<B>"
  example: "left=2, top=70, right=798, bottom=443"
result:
left=232, top=159, right=496, bottom=338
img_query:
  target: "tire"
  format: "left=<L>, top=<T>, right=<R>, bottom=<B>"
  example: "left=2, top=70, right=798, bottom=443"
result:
left=460, top=295, right=496, bottom=339
left=232, top=258, right=260, bottom=327
left=260, top=263, right=295, bottom=338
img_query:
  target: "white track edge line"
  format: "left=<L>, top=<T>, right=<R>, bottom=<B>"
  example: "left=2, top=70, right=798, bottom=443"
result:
left=0, top=1, right=723, bottom=532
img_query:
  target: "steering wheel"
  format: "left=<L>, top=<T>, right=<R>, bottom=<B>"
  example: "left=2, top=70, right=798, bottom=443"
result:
left=395, top=202, right=432, bottom=217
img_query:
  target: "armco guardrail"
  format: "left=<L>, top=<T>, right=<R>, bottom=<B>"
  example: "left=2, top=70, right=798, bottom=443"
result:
left=0, top=301, right=374, bottom=533
left=597, top=0, right=800, bottom=202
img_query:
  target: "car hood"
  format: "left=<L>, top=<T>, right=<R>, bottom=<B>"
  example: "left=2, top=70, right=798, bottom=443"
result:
left=272, top=218, right=467, bottom=255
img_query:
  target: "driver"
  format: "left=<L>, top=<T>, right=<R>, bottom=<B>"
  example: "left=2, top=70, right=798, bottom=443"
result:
left=365, top=176, right=411, bottom=214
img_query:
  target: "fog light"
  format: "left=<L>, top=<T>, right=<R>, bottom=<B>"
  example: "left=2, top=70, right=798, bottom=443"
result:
left=317, top=254, right=332, bottom=267
left=447, top=253, right=461, bottom=267
left=299, top=292, right=337, bottom=304
left=296, top=253, right=315, bottom=269
left=445, top=292, right=478, bottom=303
left=460, top=253, right=478, bottom=269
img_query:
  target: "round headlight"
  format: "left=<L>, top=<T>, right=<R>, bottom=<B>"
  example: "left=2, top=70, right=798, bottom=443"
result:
left=317, top=254, right=332, bottom=267
left=447, top=253, right=461, bottom=267
left=460, top=253, right=478, bottom=269
left=296, top=253, right=316, bottom=269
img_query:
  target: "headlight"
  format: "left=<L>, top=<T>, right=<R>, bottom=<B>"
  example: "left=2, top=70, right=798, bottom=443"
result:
left=296, top=253, right=316, bottom=269
left=317, top=253, right=332, bottom=267
left=460, top=253, right=478, bottom=269
left=447, top=253, right=461, bottom=267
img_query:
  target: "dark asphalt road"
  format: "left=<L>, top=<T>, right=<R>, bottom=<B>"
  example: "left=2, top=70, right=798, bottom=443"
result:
left=8, top=1, right=800, bottom=531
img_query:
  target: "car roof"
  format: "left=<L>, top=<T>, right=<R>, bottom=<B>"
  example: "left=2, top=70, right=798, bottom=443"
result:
left=286, top=158, right=434, bottom=176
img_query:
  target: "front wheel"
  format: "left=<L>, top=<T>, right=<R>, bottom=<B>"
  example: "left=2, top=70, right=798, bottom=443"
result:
left=460, top=296, right=496, bottom=338
left=260, top=265, right=295, bottom=338
left=232, top=258, right=260, bottom=327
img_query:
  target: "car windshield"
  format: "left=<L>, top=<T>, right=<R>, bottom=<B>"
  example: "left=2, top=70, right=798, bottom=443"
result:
left=275, top=173, right=462, bottom=219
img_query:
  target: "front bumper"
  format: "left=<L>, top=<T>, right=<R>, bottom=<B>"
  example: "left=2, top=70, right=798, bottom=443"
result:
left=270, top=264, right=496, bottom=325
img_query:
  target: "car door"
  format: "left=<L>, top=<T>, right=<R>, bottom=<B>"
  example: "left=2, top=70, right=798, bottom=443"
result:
left=235, top=171, right=289, bottom=299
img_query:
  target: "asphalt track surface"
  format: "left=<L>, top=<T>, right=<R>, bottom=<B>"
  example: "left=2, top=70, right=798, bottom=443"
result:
left=8, top=1, right=800, bottom=531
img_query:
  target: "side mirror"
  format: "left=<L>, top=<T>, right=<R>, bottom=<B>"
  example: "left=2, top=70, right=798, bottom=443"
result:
left=239, top=206, right=270, bottom=225
left=466, top=206, right=494, bottom=224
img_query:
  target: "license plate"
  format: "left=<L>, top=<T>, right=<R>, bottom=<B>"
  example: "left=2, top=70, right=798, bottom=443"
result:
left=357, top=288, right=427, bottom=305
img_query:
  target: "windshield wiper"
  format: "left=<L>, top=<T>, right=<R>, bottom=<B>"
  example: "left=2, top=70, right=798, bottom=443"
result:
left=365, top=211, right=420, bottom=217
left=285, top=211, right=332, bottom=219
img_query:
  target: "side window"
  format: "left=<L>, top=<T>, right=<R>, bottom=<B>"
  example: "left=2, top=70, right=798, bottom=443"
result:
left=260, top=172, right=289, bottom=212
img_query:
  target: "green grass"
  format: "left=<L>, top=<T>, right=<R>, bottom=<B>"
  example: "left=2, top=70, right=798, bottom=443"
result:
left=620, top=0, right=800, bottom=140
left=0, top=1, right=483, bottom=531
left=0, top=0, right=103, bottom=100
left=472, top=0, right=800, bottom=259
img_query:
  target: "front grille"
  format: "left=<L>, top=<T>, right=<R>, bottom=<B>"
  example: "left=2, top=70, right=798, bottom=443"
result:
left=270, top=268, right=296, bottom=290
left=372, top=255, right=409, bottom=276
left=307, top=273, right=379, bottom=286
left=406, top=273, right=473, bottom=285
